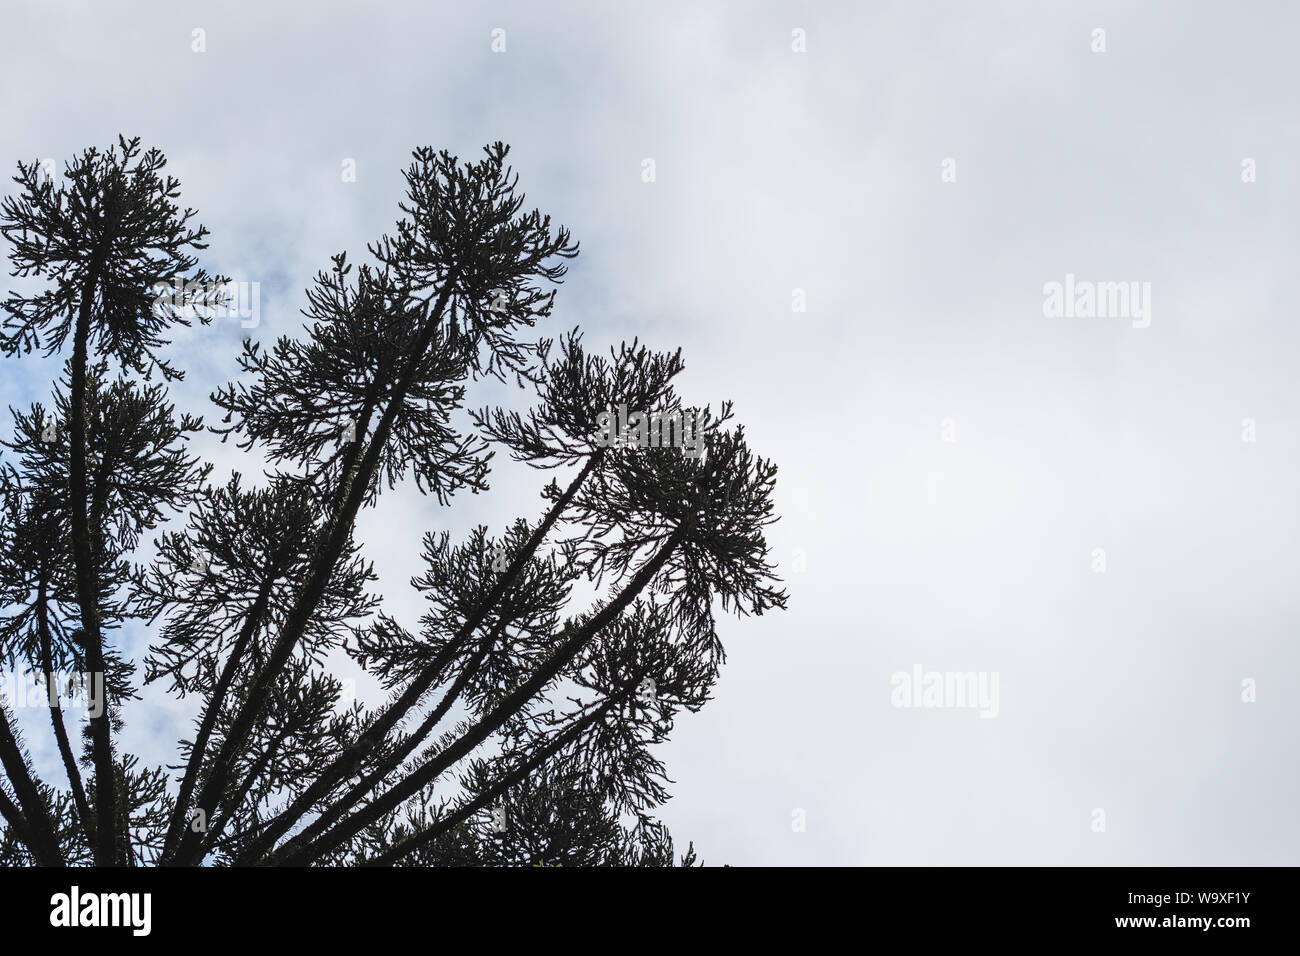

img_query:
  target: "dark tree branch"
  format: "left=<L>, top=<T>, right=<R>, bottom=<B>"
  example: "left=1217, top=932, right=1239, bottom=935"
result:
left=0, top=705, right=63, bottom=864
left=241, top=449, right=599, bottom=862
left=279, top=524, right=685, bottom=866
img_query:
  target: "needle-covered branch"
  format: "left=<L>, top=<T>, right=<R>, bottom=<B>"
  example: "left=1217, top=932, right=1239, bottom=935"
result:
left=0, top=139, right=785, bottom=869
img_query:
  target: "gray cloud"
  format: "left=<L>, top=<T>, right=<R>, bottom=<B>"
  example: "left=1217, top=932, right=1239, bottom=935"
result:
left=1, top=0, right=1296, bottom=865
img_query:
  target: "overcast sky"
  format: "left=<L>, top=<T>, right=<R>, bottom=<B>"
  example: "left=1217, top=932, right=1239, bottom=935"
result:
left=2, top=0, right=1297, bottom=865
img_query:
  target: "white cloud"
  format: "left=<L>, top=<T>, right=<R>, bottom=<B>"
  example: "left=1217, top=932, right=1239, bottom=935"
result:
left=2, top=0, right=1297, bottom=864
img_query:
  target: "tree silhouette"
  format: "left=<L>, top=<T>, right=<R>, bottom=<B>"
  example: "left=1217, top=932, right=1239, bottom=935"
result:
left=0, top=136, right=785, bottom=866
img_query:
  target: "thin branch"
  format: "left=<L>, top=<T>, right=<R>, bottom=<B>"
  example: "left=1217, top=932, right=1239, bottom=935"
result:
left=279, top=525, right=684, bottom=866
